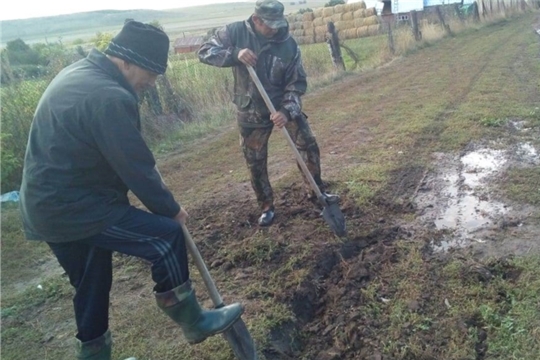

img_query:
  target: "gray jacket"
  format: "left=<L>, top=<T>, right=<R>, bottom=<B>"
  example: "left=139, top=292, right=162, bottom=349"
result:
left=20, top=49, right=180, bottom=242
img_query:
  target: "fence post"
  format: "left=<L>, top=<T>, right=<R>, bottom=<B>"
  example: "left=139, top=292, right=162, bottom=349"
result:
left=326, top=22, right=346, bottom=71
left=386, top=21, right=395, bottom=55
left=481, top=0, right=489, bottom=16
left=455, top=3, right=465, bottom=22
left=410, top=10, right=422, bottom=40
left=472, top=1, right=481, bottom=21
left=436, top=6, right=452, bottom=35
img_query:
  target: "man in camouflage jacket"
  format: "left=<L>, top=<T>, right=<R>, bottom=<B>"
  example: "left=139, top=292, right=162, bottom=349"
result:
left=198, top=0, right=335, bottom=226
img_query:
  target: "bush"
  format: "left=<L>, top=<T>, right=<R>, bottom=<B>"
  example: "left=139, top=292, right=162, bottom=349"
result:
left=1, top=79, right=51, bottom=191
left=325, top=0, right=345, bottom=6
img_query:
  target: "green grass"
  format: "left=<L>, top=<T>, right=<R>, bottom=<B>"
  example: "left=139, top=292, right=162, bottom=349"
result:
left=502, top=167, right=540, bottom=206
left=360, top=241, right=540, bottom=359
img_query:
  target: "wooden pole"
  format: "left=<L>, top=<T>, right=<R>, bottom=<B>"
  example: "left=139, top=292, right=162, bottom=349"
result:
left=473, top=1, right=481, bottom=21
left=435, top=6, right=452, bottom=35
left=326, top=21, right=345, bottom=71
left=410, top=10, right=422, bottom=40
left=387, top=21, right=395, bottom=54
left=455, top=3, right=465, bottom=22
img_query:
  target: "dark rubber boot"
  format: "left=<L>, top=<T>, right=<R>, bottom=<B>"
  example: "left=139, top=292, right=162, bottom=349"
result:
left=155, top=280, right=244, bottom=344
left=77, top=330, right=136, bottom=360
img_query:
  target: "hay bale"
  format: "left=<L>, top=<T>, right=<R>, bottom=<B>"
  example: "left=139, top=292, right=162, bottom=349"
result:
left=289, top=22, right=296, bottom=31
left=322, top=7, right=334, bottom=17
left=296, top=35, right=314, bottom=45
left=287, top=14, right=296, bottom=23
left=304, top=27, right=316, bottom=37
left=314, top=25, right=328, bottom=36
left=313, top=17, right=325, bottom=27
left=353, top=18, right=365, bottom=28
left=323, top=16, right=334, bottom=24
left=363, top=15, right=379, bottom=26
left=334, top=20, right=355, bottom=31
left=334, top=4, right=345, bottom=13
left=367, top=24, right=381, bottom=36
left=302, top=12, right=315, bottom=21
left=303, top=21, right=314, bottom=29
left=331, top=13, right=343, bottom=22
left=347, top=29, right=360, bottom=39
left=303, top=35, right=315, bottom=44
left=356, top=26, right=370, bottom=38
left=315, top=33, right=327, bottom=43
left=351, top=1, right=367, bottom=10
left=365, top=8, right=376, bottom=17
left=342, top=11, right=354, bottom=21
left=353, top=9, right=366, bottom=18
left=293, top=21, right=304, bottom=29
left=313, top=8, right=324, bottom=17
left=344, top=3, right=354, bottom=12
left=293, top=29, right=305, bottom=37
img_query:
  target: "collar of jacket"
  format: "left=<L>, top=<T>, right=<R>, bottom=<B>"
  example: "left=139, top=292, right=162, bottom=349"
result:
left=86, top=48, right=139, bottom=101
left=246, top=16, right=291, bottom=44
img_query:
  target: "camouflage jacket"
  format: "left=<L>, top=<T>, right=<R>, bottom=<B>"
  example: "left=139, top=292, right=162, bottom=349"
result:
left=198, top=17, right=307, bottom=127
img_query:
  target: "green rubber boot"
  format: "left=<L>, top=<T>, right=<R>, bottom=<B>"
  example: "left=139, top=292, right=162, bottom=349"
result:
left=155, top=280, right=244, bottom=344
left=76, top=329, right=136, bottom=360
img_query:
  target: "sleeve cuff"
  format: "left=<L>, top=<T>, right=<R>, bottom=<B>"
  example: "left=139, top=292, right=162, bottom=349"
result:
left=279, top=107, right=291, bottom=121
left=232, top=47, right=242, bottom=64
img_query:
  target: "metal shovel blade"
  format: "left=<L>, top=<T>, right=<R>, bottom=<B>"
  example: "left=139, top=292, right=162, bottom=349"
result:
left=222, top=319, right=258, bottom=360
left=321, top=200, right=347, bottom=237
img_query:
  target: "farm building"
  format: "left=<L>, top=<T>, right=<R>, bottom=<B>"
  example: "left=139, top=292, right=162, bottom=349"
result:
left=364, top=0, right=476, bottom=19
left=173, top=36, right=204, bottom=54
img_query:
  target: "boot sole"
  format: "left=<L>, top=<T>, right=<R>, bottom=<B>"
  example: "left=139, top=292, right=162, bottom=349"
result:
left=187, top=311, right=244, bottom=345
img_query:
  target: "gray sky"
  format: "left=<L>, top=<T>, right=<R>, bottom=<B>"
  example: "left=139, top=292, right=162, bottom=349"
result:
left=0, top=0, right=253, bottom=21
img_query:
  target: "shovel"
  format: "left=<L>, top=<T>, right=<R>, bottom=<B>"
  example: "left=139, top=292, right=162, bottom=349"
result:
left=246, top=65, right=347, bottom=237
left=181, top=224, right=257, bottom=360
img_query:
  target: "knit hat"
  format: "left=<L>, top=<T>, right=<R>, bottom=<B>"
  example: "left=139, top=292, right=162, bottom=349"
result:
left=104, top=21, right=169, bottom=74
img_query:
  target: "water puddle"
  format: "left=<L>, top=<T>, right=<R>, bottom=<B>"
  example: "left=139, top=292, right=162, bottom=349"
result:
left=429, top=149, right=509, bottom=250
left=413, top=143, right=536, bottom=251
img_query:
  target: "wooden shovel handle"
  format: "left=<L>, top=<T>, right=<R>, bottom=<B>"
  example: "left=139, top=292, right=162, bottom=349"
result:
left=181, top=223, right=224, bottom=307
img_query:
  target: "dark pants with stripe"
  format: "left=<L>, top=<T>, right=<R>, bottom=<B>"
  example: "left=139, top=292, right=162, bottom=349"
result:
left=47, top=207, right=189, bottom=342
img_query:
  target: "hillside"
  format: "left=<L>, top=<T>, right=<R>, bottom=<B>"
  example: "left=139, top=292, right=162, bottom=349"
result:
left=0, top=1, right=328, bottom=45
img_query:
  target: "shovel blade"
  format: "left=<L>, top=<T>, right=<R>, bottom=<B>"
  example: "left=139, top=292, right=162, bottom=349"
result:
left=322, top=202, right=347, bottom=237
left=222, top=318, right=258, bottom=360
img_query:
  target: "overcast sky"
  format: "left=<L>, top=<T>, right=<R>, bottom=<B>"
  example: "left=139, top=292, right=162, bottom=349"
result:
left=0, top=0, right=254, bottom=21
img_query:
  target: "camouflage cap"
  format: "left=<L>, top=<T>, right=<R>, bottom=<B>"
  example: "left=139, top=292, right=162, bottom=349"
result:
left=255, top=0, right=287, bottom=29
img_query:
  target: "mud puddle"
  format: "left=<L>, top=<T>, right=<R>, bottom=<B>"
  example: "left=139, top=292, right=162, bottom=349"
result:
left=415, top=141, right=538, bottom=252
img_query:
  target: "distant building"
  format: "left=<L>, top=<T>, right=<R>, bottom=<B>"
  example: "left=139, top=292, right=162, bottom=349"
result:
left=173, top=36, right=204, bottom=54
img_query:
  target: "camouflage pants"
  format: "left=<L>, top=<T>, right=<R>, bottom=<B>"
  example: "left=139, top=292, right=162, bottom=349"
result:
left=239, top=112, right=324, bottom=210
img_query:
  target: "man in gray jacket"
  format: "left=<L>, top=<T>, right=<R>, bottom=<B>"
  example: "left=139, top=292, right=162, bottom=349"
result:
left=20, top=21, right=242, bottom=360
